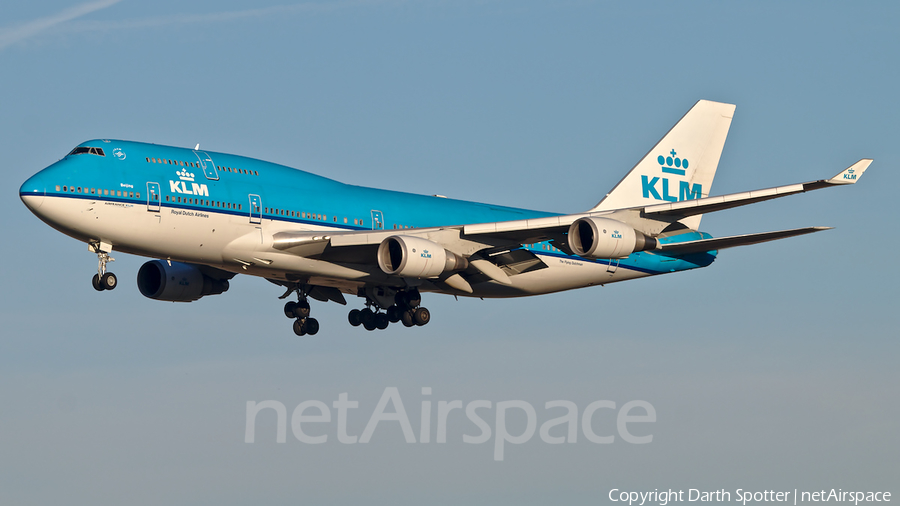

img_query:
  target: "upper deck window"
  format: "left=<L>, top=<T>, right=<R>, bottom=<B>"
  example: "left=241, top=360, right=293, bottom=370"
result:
left=68, top=146, right=106, bottom=157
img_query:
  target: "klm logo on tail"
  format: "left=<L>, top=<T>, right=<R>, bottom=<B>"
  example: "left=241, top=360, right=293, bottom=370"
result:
left=641, top=149, right=702, bottom=202
left=844, top=168, right=857, bottom=181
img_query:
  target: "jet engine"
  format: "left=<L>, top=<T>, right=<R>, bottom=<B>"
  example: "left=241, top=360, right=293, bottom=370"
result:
left=137, top=260, right=230, bottom=302
left=567, top=217, right=657, bottom=259
left=377, top=236, right=468, bottom=278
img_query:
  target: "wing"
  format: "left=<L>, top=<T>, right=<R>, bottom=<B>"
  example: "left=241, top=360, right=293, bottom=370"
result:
left=462, top=159, right=871, bottom=239
left=257, top=160, right=868, bottom=293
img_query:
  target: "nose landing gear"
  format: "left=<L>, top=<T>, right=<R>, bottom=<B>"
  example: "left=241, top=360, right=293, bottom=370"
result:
left=89, top=241, right=117, bottom=291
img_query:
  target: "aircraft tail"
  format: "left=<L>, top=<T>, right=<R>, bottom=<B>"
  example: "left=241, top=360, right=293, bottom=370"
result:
left=590, top=100, right=736, bottom=230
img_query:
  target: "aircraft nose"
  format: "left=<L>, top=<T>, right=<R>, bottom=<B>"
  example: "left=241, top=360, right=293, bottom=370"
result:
left=20, top=173, right=46, bottom=210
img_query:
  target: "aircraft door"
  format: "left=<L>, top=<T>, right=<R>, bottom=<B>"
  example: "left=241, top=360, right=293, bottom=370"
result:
left=193, top=151, right=219, bottom=180
left=249, top=194, right=262, bottom=224
left=371, top=210, right=384, bottom=230
left=147, top=182, right=161, bottom=212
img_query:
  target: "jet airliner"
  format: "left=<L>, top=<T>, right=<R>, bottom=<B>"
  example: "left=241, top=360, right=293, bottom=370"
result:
left=19, top=100, right=869, bottom=335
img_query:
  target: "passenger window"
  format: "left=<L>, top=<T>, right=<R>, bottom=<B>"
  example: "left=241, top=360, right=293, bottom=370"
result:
left=77, top=187, right=82, bottom=193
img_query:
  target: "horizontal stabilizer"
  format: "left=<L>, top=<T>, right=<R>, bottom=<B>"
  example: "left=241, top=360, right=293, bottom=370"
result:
left=657, top=227, right=831, bottom=255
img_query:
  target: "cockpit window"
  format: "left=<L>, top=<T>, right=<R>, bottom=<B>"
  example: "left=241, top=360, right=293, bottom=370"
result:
left=68, top=147, right=106, bottom=157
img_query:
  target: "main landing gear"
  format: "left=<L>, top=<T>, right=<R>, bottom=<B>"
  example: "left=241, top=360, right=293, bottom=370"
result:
left=282, top=291, right=319, bottom=337
left=89, top=241, right=117, bottom=291
left=347, top=288, right=430, bottom=331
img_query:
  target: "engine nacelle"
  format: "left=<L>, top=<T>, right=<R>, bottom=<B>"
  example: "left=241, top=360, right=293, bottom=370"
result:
left=137, top=260, right=230, bottom=302
left=567, top=217, right=656, bottom=259
left=377, top=236, right=468, bottom=278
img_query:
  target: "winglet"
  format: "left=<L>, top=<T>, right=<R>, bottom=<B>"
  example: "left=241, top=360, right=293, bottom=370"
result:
left=828, top=159, right=872, bottom=185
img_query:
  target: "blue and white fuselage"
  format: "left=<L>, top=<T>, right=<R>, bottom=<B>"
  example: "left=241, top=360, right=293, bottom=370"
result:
left=19, top=100, right=869, bottom=334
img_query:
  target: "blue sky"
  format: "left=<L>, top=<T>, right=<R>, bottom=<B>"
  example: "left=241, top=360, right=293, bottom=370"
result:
left=1, top=1, right=898, bottom=504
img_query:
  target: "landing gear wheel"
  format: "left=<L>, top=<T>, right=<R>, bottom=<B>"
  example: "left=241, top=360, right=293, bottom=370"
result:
left=386, top=306, right=401, bottom=323
left=92, top=274, right=104, bottom=291
left=293, top=319, right=306, bottom=336
left=348, top=309, right=362, bottom=327
left=100, top=272, right=117, bottom=290
left=403, top=289, right=421, bottom=308
left=360, top=308, right=375, bottom=330
left=284, top=301, right=298, bottom=318
left=305, top=318, right=320, bottom=336
left=294, top=300, right=311, bottom=319
left=401, top=310, right=415, bottom=327
left=375, top=313, right=389, bottom=330
left=413, top=307, right=430, bottom=326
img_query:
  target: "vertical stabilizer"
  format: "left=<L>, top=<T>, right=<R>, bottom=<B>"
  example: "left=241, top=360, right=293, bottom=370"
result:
left=590, top=100, right=735, bottom=230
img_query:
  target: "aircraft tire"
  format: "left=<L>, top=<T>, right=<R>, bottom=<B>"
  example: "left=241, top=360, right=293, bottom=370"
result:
left=413, top=307, right=430, bottom=326
left=404, top=290, right=421, bottom=308
left=92, top=274, right=104, bottom=291
left=295, top=300, right=311, bottom=318
left=348, top=309, right=361, bottom=326
left=293, top=319, right=306, bottom=336
left=386, top=306, right=401, bottom=323
left=401, top=310, right=415, bottom=327
left=101, top=272, right=117, bottom=290
left=375, top=313, right=389, bottom=330
left=360, top=308, right=375, bottom=328
left=284, top=301, right=298, bottom=318
left=305, top=318, right=320, bottom=335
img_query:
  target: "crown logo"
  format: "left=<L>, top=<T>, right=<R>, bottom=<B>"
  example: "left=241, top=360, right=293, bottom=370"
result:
left=657, top=149, right=688, bottom=176
left=177, top=169, right=195, bottom=181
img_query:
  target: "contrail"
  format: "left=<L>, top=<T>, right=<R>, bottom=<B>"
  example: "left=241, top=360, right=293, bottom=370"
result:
left=59, top=0, right=397, bottom=34
left=0, top=0, right=121, bottom=51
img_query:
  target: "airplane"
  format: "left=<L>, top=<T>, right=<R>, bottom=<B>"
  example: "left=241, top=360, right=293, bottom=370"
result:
left=19, top=100, right=870, bottom=336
